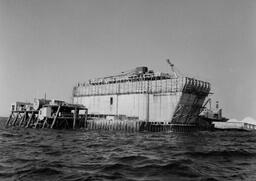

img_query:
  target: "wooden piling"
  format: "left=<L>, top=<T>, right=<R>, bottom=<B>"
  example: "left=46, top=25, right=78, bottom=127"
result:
left=12, top=113, right=20, bottom=126
left=19, top=112, right=26, bottom=127
left=34, top=117, right=40, bottom=128
left=6, top=112, right=13, bottom=127
left=73, top=108, right=77, bottom=129
left=26, top=112, right=34, bottom=128
left=51, top=105, right=60, bottom=129
left=42, top=118, right=48, bottom=128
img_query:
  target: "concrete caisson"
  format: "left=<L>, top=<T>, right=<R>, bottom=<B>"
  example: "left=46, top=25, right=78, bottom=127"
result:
left=73, top=67, right=211, bottom=124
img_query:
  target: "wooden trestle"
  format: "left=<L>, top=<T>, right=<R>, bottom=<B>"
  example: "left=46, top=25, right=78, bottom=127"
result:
left=6, top=105, right=88, bottom=129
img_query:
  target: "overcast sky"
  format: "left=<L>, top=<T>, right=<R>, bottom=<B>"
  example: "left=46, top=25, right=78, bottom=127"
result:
left=0, top=0, right=255, bottom=120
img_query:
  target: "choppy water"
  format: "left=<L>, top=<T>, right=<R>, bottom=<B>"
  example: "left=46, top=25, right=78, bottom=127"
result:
left=0, top=119, right=256, bottom=181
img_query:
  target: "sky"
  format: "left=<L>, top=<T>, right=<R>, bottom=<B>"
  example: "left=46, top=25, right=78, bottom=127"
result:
left=0, top=0, right=255, bottom=120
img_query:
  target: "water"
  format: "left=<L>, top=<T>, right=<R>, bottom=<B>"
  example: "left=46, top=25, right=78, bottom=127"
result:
left=0, top=120, right=256, bottom=181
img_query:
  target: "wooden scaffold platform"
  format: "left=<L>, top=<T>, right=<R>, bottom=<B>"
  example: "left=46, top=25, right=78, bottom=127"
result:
left=6, top=100, right=88, bottom=129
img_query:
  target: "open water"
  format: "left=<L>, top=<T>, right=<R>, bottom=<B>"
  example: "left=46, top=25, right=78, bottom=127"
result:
left=0, top=119, right=256, bottom=181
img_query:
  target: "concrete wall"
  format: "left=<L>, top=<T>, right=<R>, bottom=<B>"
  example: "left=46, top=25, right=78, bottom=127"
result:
left=73, top=93, right=183, bottom=122
left=149, top=93, right=181, bottom=122
left=73, top=77, right=211, bottom=123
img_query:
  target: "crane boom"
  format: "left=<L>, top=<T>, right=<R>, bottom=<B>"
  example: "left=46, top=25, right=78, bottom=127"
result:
left=166, top=59, right=178, bottom=78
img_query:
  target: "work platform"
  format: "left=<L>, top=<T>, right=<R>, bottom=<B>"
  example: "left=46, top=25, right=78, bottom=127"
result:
left=6, top=103, right=87, bottom=129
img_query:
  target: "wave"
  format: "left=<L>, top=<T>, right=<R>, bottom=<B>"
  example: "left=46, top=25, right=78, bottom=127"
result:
left=99, top=159, right=201, bottom=180
left=114, top=155, right=148, bottom=163
left=1, top=129, right=256, bottom=180
left=0, top=132, right=20, bottom=138
left=186, top=149, right=256, bottom=158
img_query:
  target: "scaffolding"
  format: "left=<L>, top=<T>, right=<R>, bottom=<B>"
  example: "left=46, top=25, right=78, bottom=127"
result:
left=73, top=77, right=210, bottom=97
left=6, top=102, right=88, bottom=129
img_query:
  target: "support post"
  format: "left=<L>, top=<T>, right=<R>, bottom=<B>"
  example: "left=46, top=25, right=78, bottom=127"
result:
left=84, top=109, right=88, bottom=128
left=42, top=118, right=48, bottom=128
left=26, top=112, right=34, bottom=128
left=146, top=80, right=150, bottom=122
left=73, top=108, right=78, bottom=129
left=6, top=112, right=13, bottom=127
left=12, top=113, right=20, bottom=126
left=51, top=106, right=61, bottom=129
left=34, top=117, right=40, bottom=128
left=19, top=111, right=27, bottom=127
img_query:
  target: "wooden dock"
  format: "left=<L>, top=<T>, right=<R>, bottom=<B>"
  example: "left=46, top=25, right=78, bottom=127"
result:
left=6, top=104, right=87, bottom=129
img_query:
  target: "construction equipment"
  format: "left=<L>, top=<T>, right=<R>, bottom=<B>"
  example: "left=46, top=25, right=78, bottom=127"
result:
left=166, top=59, right=183, bottom=78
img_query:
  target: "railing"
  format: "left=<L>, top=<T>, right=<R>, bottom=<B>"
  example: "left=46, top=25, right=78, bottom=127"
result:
left=73, top=77, right=210, bottom=97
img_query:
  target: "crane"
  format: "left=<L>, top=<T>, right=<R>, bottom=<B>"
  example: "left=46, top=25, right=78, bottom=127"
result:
left=166, top=59, right=179, bottom=78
